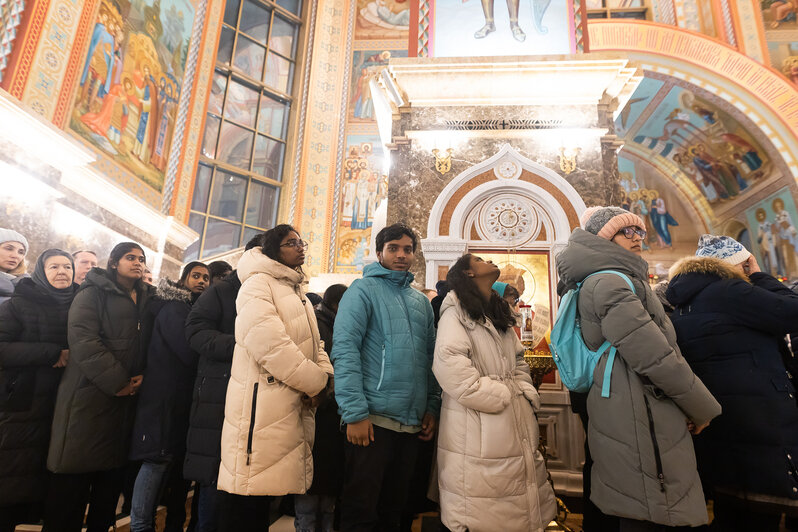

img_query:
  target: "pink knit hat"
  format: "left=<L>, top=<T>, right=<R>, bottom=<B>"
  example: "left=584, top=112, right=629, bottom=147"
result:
left=582, top=206, right=647, bottom=241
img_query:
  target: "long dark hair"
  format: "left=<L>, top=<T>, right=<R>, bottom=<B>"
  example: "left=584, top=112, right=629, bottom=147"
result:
left=261, top=224, right=299, bottom=263
left=446, top=254, right=516, bottom=333
left=107, top=242, right=145, bottom=288
left=180, top=261, right=208, bottom=286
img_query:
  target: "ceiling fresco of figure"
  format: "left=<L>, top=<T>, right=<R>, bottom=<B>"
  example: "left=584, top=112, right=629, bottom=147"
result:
left=617, top=76, right=775, bottom=208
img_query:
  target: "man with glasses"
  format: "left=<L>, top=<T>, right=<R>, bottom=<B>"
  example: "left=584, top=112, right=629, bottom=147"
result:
left=331, top=223, right=440, bottom=532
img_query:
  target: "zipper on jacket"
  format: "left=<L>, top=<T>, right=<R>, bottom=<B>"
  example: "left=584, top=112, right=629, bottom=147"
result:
left=246, top=382, right=258, bottom=465
left=377, top=345, right=386, bottom=390
left=643, top=395, right=666, bottom=492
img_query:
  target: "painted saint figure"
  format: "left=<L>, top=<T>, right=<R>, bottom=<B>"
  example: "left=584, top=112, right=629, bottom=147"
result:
left=756, top=208, right=780, bottom=277
left=648, top=194, right=679, bottom=248
left=773, top=198, right=798, bottom=276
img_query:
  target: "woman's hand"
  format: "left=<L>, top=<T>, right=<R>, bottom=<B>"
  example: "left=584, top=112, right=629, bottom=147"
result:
left=687, top=419, right=710, bottom=435
left=53, top=349, right=69, bottom=368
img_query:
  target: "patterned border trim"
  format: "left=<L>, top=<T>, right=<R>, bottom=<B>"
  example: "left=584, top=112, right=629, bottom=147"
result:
left=6, top=0, right=47, bottom=98
left=0, top=0, right=26, bottom=83
left=172, top=0, right=225, bottom=222
left=327, top=0, right=357, bottom=272
left=719, top=0, right=737, bottom=48
left=417, top=0, right=430, bottom=58
left=52, top=0, right=97, bottom=127
left=162, top=0, right=208, bottom=213
left=288, top=0, right=318, bottom=224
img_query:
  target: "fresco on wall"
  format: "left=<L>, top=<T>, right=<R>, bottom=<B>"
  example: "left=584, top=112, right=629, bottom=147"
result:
left=355, top=0, right=410, bottom=39
left=69, top=0, right=195, bottom=192
left=745, top=188, right=798, bottom=279
left=614, top=77, right=664, bottom=137
left=430, top=0, right=575, bottom=57
left=761, top=1, right=798, bottom=86
left=767, top=41, right=798, bottom=86
left=350, top=49, right=407, bottom=122
left=617, top=155, right=702, bottom=267
left=761, top=0, right=798, bottom=29
left=334, top=135, right=389, bottom=272
left=627, top=85, right=771, bottom=204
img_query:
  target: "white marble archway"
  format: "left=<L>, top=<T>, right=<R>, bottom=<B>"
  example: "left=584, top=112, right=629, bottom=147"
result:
left=421, top=144, right=586, bottom=288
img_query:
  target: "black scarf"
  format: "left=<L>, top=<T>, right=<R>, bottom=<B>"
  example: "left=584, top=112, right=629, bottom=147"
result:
left=30, top=249, right=78, bottom=307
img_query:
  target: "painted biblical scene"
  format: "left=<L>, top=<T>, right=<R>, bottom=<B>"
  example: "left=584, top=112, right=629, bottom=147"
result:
left=614, top=77, right=664, bottom=137
left=69, top=0, right=196, bottom=192
left=349, top=49, right=407, bottom=122
left=355, top=0, right=410, bottom=39
left=617, top=155, right=703, bottom=270
left=767, top=40, right=798, bottom=87
left=334, top=135, right=389, bottom=272
left=478, top=251, right=554, bottom=384
left=745, top=188, right=798, bottom=280
left=625, top=84, right=772, bottom=205
left=430, top=0, right=575, bottom=58
left=761, top=0, right=798, bottom=30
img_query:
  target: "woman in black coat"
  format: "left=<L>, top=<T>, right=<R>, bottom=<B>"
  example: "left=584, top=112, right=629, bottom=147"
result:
left=44, top=242, right=154, bottom=532
left=294, top=284, right=348, bottom=532
left=667, top=244, right=798, bottom=531
left=0, top=249, right=76, bottom=532
left=129, top=261, right=209, bottom=532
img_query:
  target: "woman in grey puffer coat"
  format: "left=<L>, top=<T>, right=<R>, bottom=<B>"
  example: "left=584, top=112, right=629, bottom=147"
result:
left=556, top=207, right=721, bottom=530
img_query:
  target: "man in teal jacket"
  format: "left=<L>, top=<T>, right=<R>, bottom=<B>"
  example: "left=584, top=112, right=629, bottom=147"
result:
left=332, top=223, right=441, bottom=532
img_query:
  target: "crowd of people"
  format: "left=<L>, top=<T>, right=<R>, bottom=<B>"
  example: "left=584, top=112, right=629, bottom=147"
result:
left=1, top=205, right=798, bottom=532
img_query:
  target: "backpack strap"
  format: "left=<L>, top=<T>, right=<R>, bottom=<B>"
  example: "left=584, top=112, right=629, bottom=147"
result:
left=582, top=270, right=636, bottom=398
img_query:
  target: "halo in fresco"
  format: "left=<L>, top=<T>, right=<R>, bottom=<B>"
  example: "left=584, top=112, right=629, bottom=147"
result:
left=69, top=0, right=196, bottom=192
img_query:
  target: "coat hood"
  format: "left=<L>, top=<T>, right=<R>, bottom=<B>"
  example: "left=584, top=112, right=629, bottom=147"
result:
left=81, top=267, right=127, bottom=296
left=666, top=256, right=749, bottom=307
left=363, top=261, right=414, bottom=287
left=556, top=228, right=649, bottom=286
left=155, top=278, right=192, bottom=303
left=236, top=248, right=306, bottom=287
left=0, top=270, right=25, bottom=297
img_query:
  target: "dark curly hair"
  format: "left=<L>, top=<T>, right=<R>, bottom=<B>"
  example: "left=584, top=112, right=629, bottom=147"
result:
left=261, top=224, right=300, bottom=263
left=446, top=254, right=515, bottom=333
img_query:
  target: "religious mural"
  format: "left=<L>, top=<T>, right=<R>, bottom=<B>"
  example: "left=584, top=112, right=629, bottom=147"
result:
left=627, top=85, right=772, bottom=205
left=614, top=77, right=664, bottom=137
left=616, top=155, right=702, bottom=268
left=745, top=188, right=798, bottom=280
left=355, top=0, right=410, bottom=39
left=335, top=135, right=389, bottom=271
left=69, top=0, right=195, bottom=192
left=349, top=49, right=407, bottom=122
left=761, top=1, right=798, bottom=87
left=429, top=0, right=575, bottom=57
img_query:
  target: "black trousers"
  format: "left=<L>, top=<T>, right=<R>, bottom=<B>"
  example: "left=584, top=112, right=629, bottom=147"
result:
left=42, top=467, right=125, bottom=532
left=0, top=502, right=41, bottom=532
left=216, top=491, right=271, bottom=532
left=710, top=495, right=781, bottom=532
left=340, top=425, right=420, bottom=532
left=619, top=518, right=702, bottom=532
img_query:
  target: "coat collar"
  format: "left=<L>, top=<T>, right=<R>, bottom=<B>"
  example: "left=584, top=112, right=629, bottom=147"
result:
left=556, top=228, right=649, bottom=286
left=236, top=248, right=306, bottom=287
left=363, top=261, right=414, bottom=287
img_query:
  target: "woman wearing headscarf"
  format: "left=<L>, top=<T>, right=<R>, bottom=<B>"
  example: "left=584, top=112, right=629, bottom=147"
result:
left=667, top=235, right=798, bottom=530
left=0, top=249, right=77, bottom=532
left=556, top=207, right=720, bottom=530
left=0, top=228, right=29, bottom=304
left=129, top=261, right=209, bottom=532
left=44, top=242, right=154, bottom=532
left=433, top=253, right=556, bottom=532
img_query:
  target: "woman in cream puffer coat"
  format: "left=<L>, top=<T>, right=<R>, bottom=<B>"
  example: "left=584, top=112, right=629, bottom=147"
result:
left=434, top=254, right=556, bottom=532
left=218, top=227, right=333, bottom=500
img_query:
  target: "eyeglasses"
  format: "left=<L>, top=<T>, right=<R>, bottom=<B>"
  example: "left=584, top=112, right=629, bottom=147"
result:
left=617, top=226, right=647, bottom=239
left=280, top=239, right=309, bottom=250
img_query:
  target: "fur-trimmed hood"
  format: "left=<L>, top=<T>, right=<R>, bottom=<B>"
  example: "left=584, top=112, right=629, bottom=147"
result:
left=156, top=277, right=192, bottom=303
left=666, top=256, right=750, bottom=307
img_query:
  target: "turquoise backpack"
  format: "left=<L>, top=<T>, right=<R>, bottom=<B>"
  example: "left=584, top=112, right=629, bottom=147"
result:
left=550, top=270, right=635, bottom=398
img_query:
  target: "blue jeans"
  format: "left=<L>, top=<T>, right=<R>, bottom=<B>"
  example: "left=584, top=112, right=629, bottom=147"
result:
left=294, top=494, right=336, bottom=532
left=130, top=460, right=171, bottom=532
left=196, top=483, right=223, bottom=532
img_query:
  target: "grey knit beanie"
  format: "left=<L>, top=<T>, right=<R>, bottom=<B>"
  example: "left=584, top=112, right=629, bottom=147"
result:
left=0, top=228, right=28, bottom=252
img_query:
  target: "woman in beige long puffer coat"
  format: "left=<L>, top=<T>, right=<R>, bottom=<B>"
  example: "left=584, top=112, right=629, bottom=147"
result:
left=434, top=253, right=556, bottom=532
left=218, top=225, right=333, bottom=530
